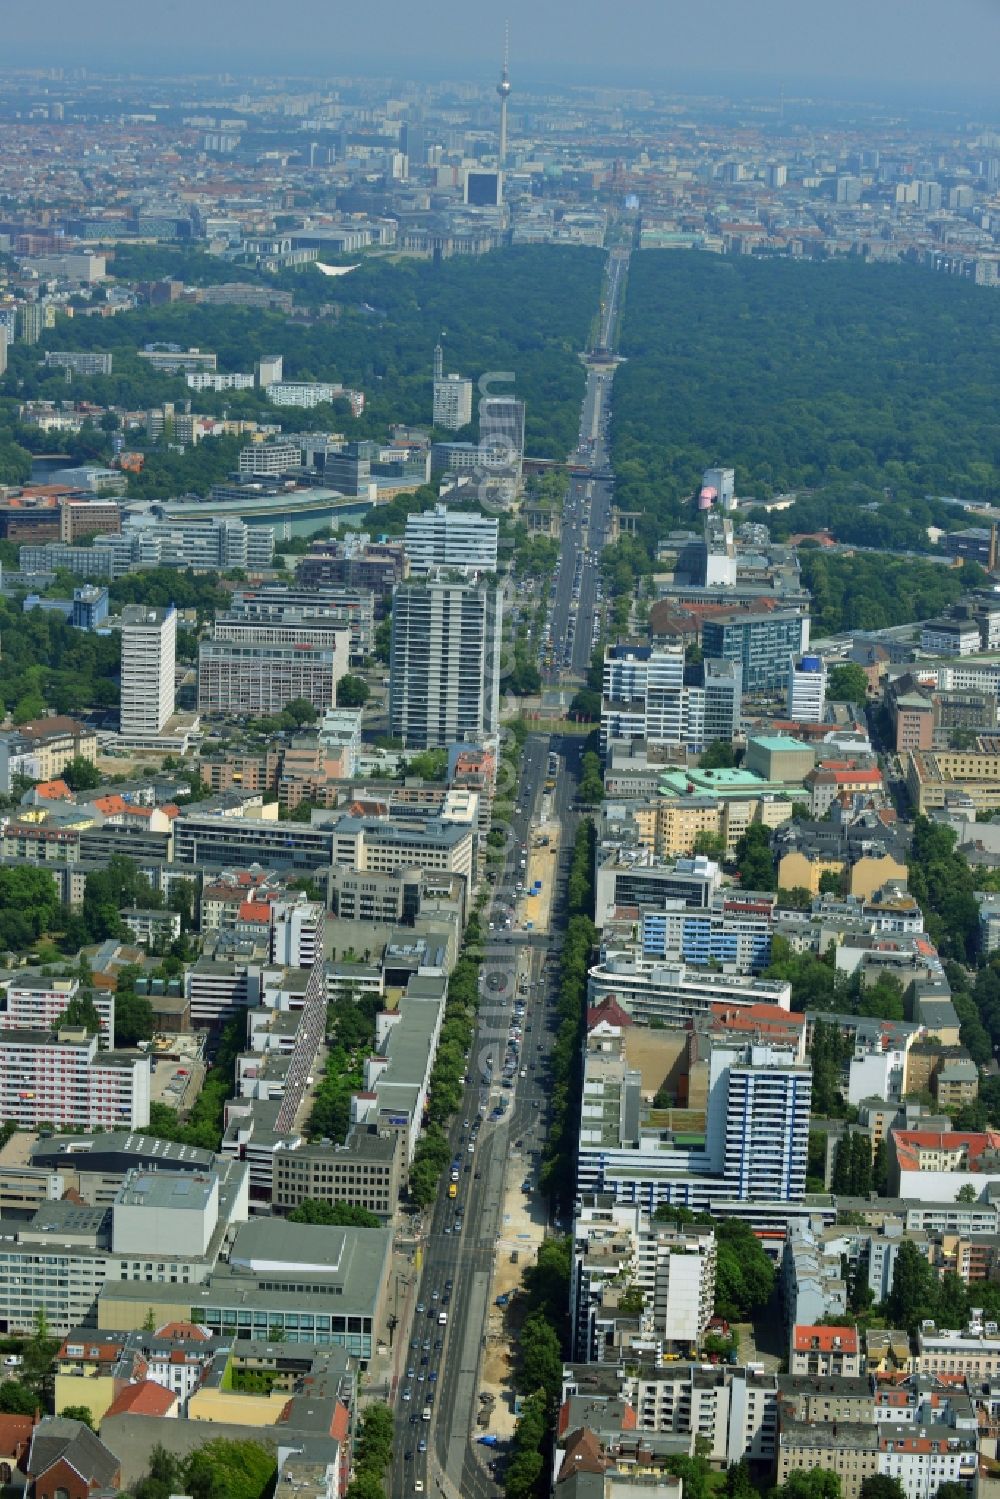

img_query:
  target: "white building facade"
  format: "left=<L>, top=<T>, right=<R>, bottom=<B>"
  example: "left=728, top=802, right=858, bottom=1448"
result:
left=119, top=605, right=176, bottom=738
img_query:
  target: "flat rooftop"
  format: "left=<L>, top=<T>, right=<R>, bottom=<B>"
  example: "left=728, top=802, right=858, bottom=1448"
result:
left=116, top=1170, right=217, bottom=1212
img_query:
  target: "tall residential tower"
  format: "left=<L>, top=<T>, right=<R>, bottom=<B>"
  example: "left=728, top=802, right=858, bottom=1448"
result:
left=389, top=573, right=503, bottom=749
left=120, top=605, right=176, bottom=738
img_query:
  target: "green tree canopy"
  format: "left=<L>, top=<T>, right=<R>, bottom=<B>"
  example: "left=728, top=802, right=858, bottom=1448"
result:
left=336, top=674, right=370, bottom=708
left=714, top=1219, right=775, bottom=1320
left=700, top=738, right=737, bottom=769
left=859, top=1477, right=906, bottom=1499
left=771, top=1472, right=842, bottom=1499
left=114, top=990, right=155, bottom=1047
left=58, top=1405, right=94, bottom=1428
left=827, top=662, right=872, bottom=702
left=58, top=992, right=103, bottom=1036
left=182, top=1439, right=275, bottom=1499
left=287, top=1198, right=381, bottom=1228
left=61, top=755, right=102, bottom=792
left=735, top=822, right=775, bottom=891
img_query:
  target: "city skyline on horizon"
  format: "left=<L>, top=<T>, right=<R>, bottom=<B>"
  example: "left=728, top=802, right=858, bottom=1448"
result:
left=0, top=0, right=997, bottom=108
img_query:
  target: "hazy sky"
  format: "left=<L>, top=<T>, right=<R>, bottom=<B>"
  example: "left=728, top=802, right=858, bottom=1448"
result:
left=4, top=0, right=999, bottom=101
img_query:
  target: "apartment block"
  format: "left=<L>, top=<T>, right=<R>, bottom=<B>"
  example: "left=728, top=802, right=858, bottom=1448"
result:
left=595, top=852, right=722, bottom=926
left=479, top=395, right=525, bottom=460
left=173, top=813, right=338, bottom=870
left=700, top=606, right=809, bottom=692
left=577, top=1036, right=810, bottom=1212
left=197, top=640, right=345, bottom=716
left=0, top=1027, right=149, bottom=1131
left=889, top=1127, right=1000, bottom=1201
left=638, top=894, right=774, bottom=972
left=790, top=1324, right=862, bottom=1377
left=389, top=573, right=503, bottom=749
left=294, top=536, right=408, bottom=602
left=3, top=977, right=114, bottom=1048
left=403, top=502, right=499, bottom=574
left=601, top=644, right=740, bottom=753
left=0, top=716, right=98, bottom=793
left=586, top=954, right=791, bottom=1027
left=916, top=1315, right=1000, bottom=1378
left=272, top=1125, right=404, bottom=1220
left=906, top=750, right=1000, bottom=814
left=787, top=654, right=828, bottom=723
left=119, top=605, right=176, bottom=738
left=571, top=1196, right=716, bottom=1362
left=228, top=584, right=374, bottom=660
left=138, top=348, right=217, bottom=373
left=433, top=372, right=473, bottom=430
left=238, top=439, right=302, bottom=475
left=44, top=350, right=113, bottom=376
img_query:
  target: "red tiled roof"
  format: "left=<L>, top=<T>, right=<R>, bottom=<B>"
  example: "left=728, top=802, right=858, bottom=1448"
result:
left=330, top=1401, right=350, bottom=1442
left=57, top=1338, right=123, bottom=1363
left=34, top=779, right=72, bottom=801
left=0, top=1413, right=35, bottom=1460
left=710, top=1002, right=804, bottom=1033
left=793, top=1324, right=859, bottom=1353
left=238, top=900, right=272, bottom=923
left=155, top=1321, right=209, bottom=1342
left=586, top=996, right=632, bottom=1031
left=16, top=716, right=87, bottom=742
left=788, top=531, right=835, bottom=547
left=104, top=1381, right=177, bottom=1418
left=93, top=793, right=128, bottom=817
left=893, top=1129, right=1000, bottom=1172
left=557, top=1428, right=608, bottom=1482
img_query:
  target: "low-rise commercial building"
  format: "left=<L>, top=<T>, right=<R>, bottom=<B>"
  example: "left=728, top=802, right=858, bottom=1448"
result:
left=906, top=750, right=1000, bottom=815
left=272, top=1125, right=405, bottom=1220
left=100, top=1217, right=390, bottom=1360
left=0, top=1151, right=249, bottom=1335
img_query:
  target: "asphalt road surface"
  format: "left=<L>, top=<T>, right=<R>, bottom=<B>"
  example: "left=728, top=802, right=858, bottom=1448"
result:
left=388, top=250, right=625, bottom=1499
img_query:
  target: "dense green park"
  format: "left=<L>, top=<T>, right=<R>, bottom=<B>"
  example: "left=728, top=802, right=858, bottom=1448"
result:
left=0, top=245, right=603, bottom=495
left=612, top=252, right=1000, bottom=551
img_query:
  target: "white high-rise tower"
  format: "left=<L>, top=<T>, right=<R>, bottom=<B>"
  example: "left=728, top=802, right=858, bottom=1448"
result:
left=120, top=605, right=176, bottom=738
left=389, top=574, right=503, bottom=749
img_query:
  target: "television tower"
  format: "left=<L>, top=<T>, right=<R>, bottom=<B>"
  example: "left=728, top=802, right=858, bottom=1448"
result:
left=497, top=22, right=511, bottom=172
